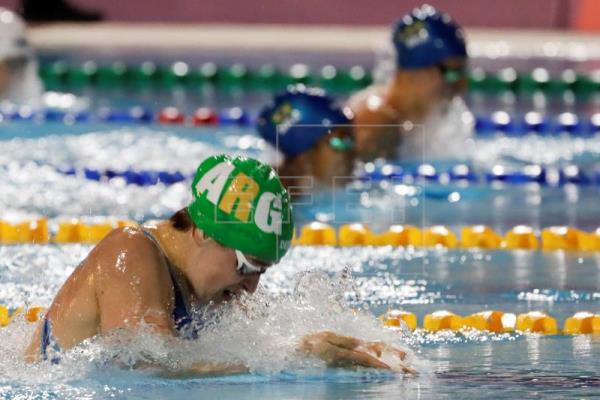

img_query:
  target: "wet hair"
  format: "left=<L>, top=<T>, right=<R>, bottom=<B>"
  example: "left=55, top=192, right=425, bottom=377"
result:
left=170, top=208, right=194, bottom=232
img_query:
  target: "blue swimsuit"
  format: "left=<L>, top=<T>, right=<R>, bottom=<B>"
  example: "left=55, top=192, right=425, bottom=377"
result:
left=41, top=228, right=200, bottom=361
left=141, top=229, right=197, bottom=336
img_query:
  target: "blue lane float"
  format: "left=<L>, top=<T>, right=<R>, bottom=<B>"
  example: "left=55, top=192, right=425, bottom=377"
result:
left=485, top=165, right=546, bottom=184
left=448, top=164, right=479, bottom=182
left=57, top=166, right=190, bottom=186
left=559, top=165, right=591, bottom=185
left=359, top=163, right=600, bottom=188
left=474, top=111, right=600, bottom=137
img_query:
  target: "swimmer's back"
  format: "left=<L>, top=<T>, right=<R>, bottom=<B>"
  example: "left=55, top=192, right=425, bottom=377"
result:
left=25, top=226, right=175, bottom=361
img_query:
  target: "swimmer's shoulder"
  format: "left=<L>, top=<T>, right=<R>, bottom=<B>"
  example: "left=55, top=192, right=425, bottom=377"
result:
left=90, top=226, right=174, bottom=333
left=345, top=86, right=400, bottom=160
left=347, top=85, right=385, bottom=108
left=346, top=85, right=398, bottom=126
left=89, top=226, right=171, bottom=283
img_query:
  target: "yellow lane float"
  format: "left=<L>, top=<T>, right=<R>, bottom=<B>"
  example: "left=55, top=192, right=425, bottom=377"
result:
left=376, top=225, right=421, bottom=246
left=541, top=226, right=582, bottom=251
left=294, top=221, right=337, bottom=246
left=461, top=225, right=502, bottom=249
left=54, top=219, right=80, bottom=243
left=578, top=229, right=600, bottom=251
left=26, top=306, right=47, bottom=323
left=77, top=223, right=116, bottom=243
left=423, top=310, right=463, bottom=332
left=380, top=309, right=417, bottom=330
left=0, top=305, right=8, bottom=326
left=462, top=311, right=516, bottom=333
left=338, top=223, right=375, bottom=246
left=516, top=311, right=558, bottom=334
left=563, top=312, right=600, bottom=335
left=421, top=226, right=458, bottom=248
left=0, top=305, right=25, bottom=326
left=504, top=225, right=539, bottom=250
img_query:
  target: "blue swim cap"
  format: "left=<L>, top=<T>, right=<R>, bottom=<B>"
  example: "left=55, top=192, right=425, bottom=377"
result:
left=392, top=4, right=467, bottom=69
left=257, top=85, right=352, bottom=158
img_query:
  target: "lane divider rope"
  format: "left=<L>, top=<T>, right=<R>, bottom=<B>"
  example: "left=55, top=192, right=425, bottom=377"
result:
left=294, top=222, right=600, bottom=251
left=380, top=310, right=600, bottom=335
left=0, top=106, right=254, bottom=127
left=1, top=219, right=599, bottom=251
left=37, top=61, right=600, bottom=97
left=360, top=163, right=600, bottom=186
left=3, top=102, right=600, bottom=138
left=0, top=304, right=597, bottom=336
left=3, top=159, right=599, bottom=189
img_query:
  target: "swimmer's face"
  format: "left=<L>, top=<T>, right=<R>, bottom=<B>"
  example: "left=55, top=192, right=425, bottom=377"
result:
left=397, top=57, right=466, bottom=120
left=312, top=127, right=355, bottom=186
left=437, top=57, right=468, bottom=99
left=184, top=229, right=271, bottom=305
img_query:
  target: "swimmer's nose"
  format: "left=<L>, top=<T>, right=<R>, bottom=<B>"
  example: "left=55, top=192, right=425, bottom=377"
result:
left=241, top=274, right=260, bottom=293
left=454, top=77, right=468, bottom=95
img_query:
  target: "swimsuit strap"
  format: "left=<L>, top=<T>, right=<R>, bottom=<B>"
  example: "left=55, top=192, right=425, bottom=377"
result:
left=40, top=317, right=60, bottom=364
left=140, top=228, right=196, bottom=337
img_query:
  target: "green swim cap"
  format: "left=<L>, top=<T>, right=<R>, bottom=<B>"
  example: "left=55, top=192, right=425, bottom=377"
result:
left=189, top=154, right=294, bottom=263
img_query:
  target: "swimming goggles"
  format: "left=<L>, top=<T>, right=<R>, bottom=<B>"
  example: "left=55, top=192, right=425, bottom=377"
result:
left=328, top=128, right=354, bottom=152
left=329, top=136, right=354, bottom=151
left=438, top=64, right=466, bottom=84
left=235, top=249, right=268, bottom=276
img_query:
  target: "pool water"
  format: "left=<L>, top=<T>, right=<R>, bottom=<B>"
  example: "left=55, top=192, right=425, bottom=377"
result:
left=1, top=243, right=599, bottom=399
left=1, top=53, right=600, bottom=398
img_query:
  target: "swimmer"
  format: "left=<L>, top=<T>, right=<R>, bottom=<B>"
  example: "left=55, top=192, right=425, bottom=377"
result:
left=25, top=154, right=412, bottom=375
left=347, top=4, right=469, bottom=161
left=0, top=7, right=43, bottom=105
left=257, top=85, right=355, bottom=191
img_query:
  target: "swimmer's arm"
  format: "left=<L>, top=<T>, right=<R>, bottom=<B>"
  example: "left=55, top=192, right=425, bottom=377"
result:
left=155, top=361, right=249, bottom=378
left=300, top=331, right=417, bottom=375
left=99, top=330, right=249, bottom=377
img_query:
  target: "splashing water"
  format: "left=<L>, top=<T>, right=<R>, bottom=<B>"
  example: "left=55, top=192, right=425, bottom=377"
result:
left=397, top=97, right=475, bottom=162
left=0, top=270, right=424, bottom=391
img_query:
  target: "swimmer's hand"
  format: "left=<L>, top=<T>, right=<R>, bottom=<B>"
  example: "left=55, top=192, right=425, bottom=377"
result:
left=300, top=331, right=417, bottom=375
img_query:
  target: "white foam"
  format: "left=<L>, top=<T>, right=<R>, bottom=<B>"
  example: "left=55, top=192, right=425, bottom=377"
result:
left=0, top=270, right=423, bottom=384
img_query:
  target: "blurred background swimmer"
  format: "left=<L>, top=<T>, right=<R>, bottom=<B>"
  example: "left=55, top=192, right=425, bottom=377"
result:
left=0, top=7, right=43, bottom=105
left=348, top=4, right=474, bottom=162
left=0, top=7, right=88, bottom=112
left=257, top=85, right=356, bottom=192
